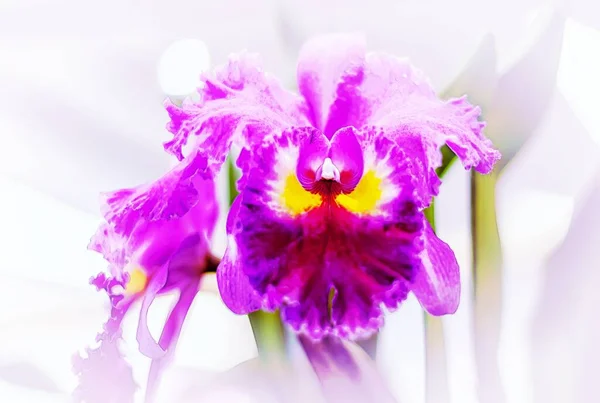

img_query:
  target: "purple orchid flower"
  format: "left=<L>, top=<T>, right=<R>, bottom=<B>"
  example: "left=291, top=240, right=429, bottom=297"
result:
left=76, top=163, right=219, bottom=402
left=162, top=34, right=500, bottom=340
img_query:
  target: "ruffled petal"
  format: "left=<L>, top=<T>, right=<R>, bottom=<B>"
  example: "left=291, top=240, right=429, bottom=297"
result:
left=89, top=269, right=136, bottom=336
left=360, top=53, right=500, bottom=173
left=92, top=171, right=218, bottom=281
left=73, top=334, right=137, bottom=403
left=100, top=151, right=210, bottom=232
left=88, top=224, right=128, bottom=277
left=411, top=220, right=461, bottom=315
left=164, top=53, right=310, bottom=178
left=388, top=132, right=442, bottom=207
left=296, top=34, right=366, bottom=135
left=90, top=173, right=218, bottom=364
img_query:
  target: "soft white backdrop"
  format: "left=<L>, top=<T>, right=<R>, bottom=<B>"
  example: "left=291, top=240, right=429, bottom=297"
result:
left=1, top=1, right=599, bottom=402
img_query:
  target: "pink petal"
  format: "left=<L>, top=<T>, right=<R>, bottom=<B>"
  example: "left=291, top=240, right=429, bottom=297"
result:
left=411, top=220, right=461, bottom=315
left=73, top=335, right=137, bottom=403
left=296, top=128, right=330, bottom=190
left=297, top=33, right=366, bottom=134
left=329, top=127, right=364, bottom=192
left=165, top=53, right=310, bottom=177
left=136, top=267, right=169, bottom=358
left=216, top=198, right=262, bottom=315
left=144, top=285, right=198, bottom=403
left=300, top=335, right=397, bottom=403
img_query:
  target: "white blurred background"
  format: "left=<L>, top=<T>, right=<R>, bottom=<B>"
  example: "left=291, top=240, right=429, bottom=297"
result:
left=1, top=1, right=599, bottom=402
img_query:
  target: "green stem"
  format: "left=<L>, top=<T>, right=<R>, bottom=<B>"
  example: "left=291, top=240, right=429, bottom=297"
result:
left=248, top=311, right=286, bottom=361
left=471, top=169, right=505, bottom=403
left=424, top=314, right=450, bottom=403
left=227, top=156, right=239, bottom=206
left=436, top=145, right=458, bottom=178
left=423, top=201, right=450, bottom=403
left=227, top=155, right=287, bottom=361
left=424, top=202, right=436, bottom=232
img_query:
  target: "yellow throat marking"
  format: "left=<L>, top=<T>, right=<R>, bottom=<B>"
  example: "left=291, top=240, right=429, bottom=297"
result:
left=125, top=268, right=148, bottom=295
left=336, top=170, right=382, bottom=214
left=280, top=174, right=323, bottom=215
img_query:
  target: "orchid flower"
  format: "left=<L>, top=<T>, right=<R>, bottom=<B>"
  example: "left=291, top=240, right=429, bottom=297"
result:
left=75, top=168, right=219, bottom=402
left=163, top=34, right=500, bottom=340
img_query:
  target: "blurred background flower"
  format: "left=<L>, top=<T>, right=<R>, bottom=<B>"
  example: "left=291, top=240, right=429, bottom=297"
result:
left=1, top=0, right=599, bottom=402
left=532, top=171, right=600, bottom=403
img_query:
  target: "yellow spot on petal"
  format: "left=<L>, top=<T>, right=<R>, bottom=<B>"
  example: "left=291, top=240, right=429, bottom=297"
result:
left=336, top=170, right=382, bottom=214
left=281, top=174, right=322, bottom=215
left=126, top=268, right=148, bottom=295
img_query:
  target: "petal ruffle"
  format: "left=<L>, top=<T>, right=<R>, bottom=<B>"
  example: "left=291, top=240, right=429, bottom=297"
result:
left=360, top=53, right=500, bottom=174
left=411, top=220, right=461, bottom=315
left=73, top=334, right=137, bottom=403
left=165, top=53, right=310, bottom=178
left=89, top=173, right=218, bottom=360
left=94, top=172, right=218, bottom=276
left=100, top=151, right=210, bottom=231
left=89, top=270, right=132, bottom=336
left=89, top=224, right=128, bottom=277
